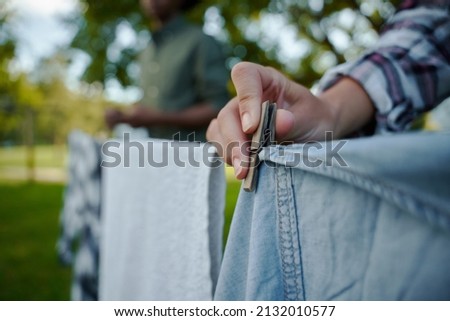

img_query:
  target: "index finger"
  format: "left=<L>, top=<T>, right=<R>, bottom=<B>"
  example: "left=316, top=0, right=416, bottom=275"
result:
left=231, top=62, right=265, bottom=134
left=231, top=62, right=285, bottom=135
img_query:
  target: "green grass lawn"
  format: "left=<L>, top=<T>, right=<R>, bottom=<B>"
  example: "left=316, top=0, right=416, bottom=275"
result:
left=0, top=182, right=72, bottom=300
left=0, top=145, right=241, bottom=300
left=0, top=145, right=67, bottom=168
left=224, top=179, right=241, bottom=247
left=0, top=180, right=240, bottom=300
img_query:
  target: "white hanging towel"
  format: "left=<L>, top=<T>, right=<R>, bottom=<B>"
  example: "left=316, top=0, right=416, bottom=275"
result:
left=99, top=138, right=225, bottom=300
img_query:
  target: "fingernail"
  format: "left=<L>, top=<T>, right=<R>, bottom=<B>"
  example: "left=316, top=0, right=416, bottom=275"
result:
left=232, top=157, right=242, bottom=177
left=242, top=112, right=252, bottom=132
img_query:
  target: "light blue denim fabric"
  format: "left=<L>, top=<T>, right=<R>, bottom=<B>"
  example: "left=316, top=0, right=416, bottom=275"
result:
left=214, top=132, right=450, bottom=300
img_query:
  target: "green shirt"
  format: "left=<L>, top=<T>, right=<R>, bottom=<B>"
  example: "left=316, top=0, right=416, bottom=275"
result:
left=139, top=15, right=229, bottom=141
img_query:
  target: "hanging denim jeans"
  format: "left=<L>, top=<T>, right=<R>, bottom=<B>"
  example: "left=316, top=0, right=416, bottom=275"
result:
left=214, top=132, right=450, bottom=300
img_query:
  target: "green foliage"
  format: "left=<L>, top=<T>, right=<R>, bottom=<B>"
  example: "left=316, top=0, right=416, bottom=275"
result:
left=69, top=0, right=147, bottom=85
left=70, top=0, right=401, bottom=88
left=0, top=54, right=111, bottom=145
left=0, top=3, right=18, bottom=142
left=34, top=57, right=110, bottom=144
left=0, top=4, right=15, bottom=69
left=0, top=0, right=403, bottom=145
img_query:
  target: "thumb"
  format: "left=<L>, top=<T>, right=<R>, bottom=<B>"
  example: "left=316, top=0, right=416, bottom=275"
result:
left=275, top=109, right=296, bottom=142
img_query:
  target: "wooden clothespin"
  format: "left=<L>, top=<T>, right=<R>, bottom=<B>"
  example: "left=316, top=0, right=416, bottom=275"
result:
left=243, top=100, right=277, bottom=192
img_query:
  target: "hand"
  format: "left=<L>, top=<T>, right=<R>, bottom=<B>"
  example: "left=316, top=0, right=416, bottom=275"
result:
left=105, top=108, right=125, bottom=129
left=206, top=62, right=336, bottom=179
left=206, top=61, right=374, bottom=179
left=122, top=105, right=162, bottom=128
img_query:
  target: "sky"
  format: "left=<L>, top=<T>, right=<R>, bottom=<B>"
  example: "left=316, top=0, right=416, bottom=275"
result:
left=7, top=0, right=79, bottom=72
left=6, top=0, right=144, bottom=102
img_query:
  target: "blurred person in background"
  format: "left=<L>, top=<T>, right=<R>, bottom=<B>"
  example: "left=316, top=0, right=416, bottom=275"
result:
left=106, top=0, right=229, bottom=142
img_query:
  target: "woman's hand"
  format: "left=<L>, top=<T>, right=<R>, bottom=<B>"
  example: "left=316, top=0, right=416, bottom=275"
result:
left=206, top=61, right=374, bottom=179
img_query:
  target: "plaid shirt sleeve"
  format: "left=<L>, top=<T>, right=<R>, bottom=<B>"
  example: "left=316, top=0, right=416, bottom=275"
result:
left=318, top=2, right=450, bottom=133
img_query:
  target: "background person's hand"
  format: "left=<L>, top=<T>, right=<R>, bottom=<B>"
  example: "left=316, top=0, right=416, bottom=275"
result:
left=206, top=61, right=374, bottom=179
left=104, top=108, right=125, bottom=129
left=122, top=105, right=162, bottom=128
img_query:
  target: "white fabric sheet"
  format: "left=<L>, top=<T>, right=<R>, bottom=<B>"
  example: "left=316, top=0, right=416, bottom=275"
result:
left=99, top=139, right=225, bottom=300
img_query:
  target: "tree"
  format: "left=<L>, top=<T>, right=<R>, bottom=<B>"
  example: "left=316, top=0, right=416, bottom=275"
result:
left=0, top=0, right=405, bottom=147
left=32, top=55, right=110, bottom=144
left=68, top=0, right=146, bottom=86
left=68, top=0, right=401, bottom=89
left=0, top=2, right=15, bottom=70
left=0, top=2, right=18, bottom=142
left=0, top=2, right=110, bottom=182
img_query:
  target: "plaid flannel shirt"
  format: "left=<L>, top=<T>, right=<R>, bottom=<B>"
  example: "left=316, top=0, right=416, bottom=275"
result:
left=319, top=0, right=450, bottom=133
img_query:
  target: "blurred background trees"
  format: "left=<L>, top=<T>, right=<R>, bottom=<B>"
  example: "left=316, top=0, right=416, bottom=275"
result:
left=71, top=0, right=400, bottom=88
left=0, top=0, right=401, bottom=146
